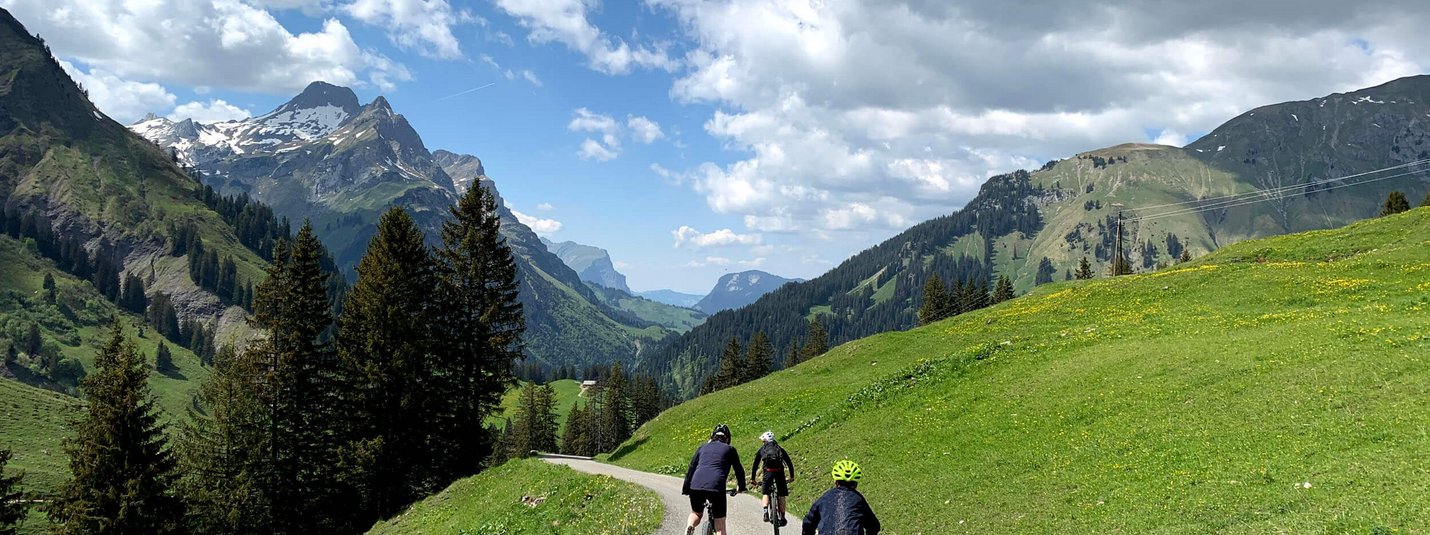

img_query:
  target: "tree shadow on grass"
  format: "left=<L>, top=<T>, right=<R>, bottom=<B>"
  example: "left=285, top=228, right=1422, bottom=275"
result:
left=605, top=435, right=650, bottom=462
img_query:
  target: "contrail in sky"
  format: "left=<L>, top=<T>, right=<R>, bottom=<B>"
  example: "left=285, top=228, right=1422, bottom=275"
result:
left=435, top=82, right=497, bottom=102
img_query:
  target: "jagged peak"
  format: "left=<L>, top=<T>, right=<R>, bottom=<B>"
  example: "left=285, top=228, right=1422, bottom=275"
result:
left=267, top=81, right=361, bottom=118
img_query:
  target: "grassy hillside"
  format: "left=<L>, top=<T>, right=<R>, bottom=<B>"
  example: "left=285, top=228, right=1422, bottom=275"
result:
left=488, top=379, right=588, bottom=434
left=611, top=208, right=1430, bottom=533
left=367, top=458, right=661, bottom=535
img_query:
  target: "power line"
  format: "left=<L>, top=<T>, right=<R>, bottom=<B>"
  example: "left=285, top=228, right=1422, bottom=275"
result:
left=1128, top=159, right=1430, bottom=213
left=1128, top=167, right=1427, bottom=223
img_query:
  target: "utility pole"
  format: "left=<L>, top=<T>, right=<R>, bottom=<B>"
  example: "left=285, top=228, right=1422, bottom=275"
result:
left=1115, top=211, right=1124, bottom=276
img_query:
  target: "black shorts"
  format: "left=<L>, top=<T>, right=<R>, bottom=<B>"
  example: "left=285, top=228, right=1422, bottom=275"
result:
left=689, top=489, right=727, bottom=518
left=760, top=472, right=789, bottom=497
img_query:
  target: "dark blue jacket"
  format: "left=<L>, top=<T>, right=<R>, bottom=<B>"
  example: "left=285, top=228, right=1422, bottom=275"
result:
left=802, top=486, right=880, bottom=535
left=682, top=441, right=746, bottom=494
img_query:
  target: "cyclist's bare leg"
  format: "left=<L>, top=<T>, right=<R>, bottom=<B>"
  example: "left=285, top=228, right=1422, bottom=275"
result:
left=687, top=510, right=703, bottom=531
left=713, top=517, right=727, bottom=535
left=778, top=495, right=787, bottom=516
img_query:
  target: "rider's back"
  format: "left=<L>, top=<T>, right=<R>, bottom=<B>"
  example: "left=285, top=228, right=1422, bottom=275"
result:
left=802, top=485, right=880, bottom=535
left=685, top=441, right=742, bottom=492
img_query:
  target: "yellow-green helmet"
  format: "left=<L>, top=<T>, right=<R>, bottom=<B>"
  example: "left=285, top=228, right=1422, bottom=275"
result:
left=831, top=460, right=862, bottom=482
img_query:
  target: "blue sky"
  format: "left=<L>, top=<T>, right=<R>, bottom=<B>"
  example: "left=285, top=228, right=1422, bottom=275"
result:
left=6, top=0, right=1425, bottom=293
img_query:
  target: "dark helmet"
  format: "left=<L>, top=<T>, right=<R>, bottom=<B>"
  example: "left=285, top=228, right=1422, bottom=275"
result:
left=711, top=424, right=732, bottom=443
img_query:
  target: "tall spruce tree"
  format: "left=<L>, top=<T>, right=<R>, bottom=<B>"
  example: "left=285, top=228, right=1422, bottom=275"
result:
left=1178, top=249, right=1192, bottom=263
left=155, top=342, right=174, bottom=373
left=561, top=402, right=587, bottom=456
left=177, top=345, right=272, bottom=535
left=512, top=383, right=558, bottom=456
left=1075, top=257, right=1094, bottom=279
left=120, top=274, right=147, bottom=314
left=596, top=362, right=631, bottom=452
left=1421, top=190, right=1430, bottom=207
left=743, top=332, right=774, bottom=382
left=918, top=274, right=951, bottom=325
left=338, top=207, right=440, bottom=519
left=628, top=376, right=663, bottom=429
left=707, top=338, right=744, bottom=393
left=48, top=320, right=183, bottom=534
left=802, top=318, right=829, bottom=361
left=250, top=223, right=351, bottom=534
left=991, top=275, right=1015, bottom=304
left=782, top=343, right=801, bottom=370
left=0, top=449, right=25, bottom=535
left=1381, top=190, right=1410, bottom=216
left=433, top=184, right=525, bottom=480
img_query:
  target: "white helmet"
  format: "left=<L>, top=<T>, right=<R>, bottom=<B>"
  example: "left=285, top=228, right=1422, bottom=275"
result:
left=760, top=431, right=775, bottom=442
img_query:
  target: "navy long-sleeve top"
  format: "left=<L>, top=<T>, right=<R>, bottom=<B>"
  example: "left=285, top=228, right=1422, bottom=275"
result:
left=681, top=441, right=746, bottom=494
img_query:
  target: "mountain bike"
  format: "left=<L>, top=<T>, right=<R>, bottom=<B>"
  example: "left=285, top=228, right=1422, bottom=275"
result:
left=699, top=488, right=739, bottom=535
left=761, top=473, right=790, bottom=535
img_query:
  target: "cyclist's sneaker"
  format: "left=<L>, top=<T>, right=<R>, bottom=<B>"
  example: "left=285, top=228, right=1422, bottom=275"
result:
left=763, top=509, right=770, bottom=522
left=779, top=517, right=788, bottom=527
left=684, top=525, right=695, bottom=535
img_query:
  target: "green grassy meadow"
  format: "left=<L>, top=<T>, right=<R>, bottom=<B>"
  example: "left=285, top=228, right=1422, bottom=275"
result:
left=367, top=458, right=661, bottom=535
left=608, top=207, right=1430, bottom=533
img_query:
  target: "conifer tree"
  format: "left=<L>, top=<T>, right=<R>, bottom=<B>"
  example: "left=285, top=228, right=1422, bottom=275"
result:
left=25, top=324, right=41, bottom=356
left=1178, top=249, right=1192, bottom=263
left=802, top=318, right=829, bottom=360
left=0, top=448, right=25, bottom=535
left=250, top=223, right=350, bottom=534
left=1421, top=190, right=1430, bottom=207
left=155, top=342, right=174, bottom=373
left=596, top=362, right=631, bottom=452
left=561, top=403, right=587, bottom=456
left=432, top=184, right=525, bottom=480
left=991, top=275, right=1015, bottom=304
left=120, top=273, right=147, bottom=314
left=628, top=376, right=663, bottom=429
left=743, top=332, right=773, bottom=382
left=512, top=383, right=558, bottom=456
left=782, top=343, right=801, bottom=370
left=49, top=320, right=183, bottom=534
left=177, top=345, right=271, bottom=535
left=708, top=338, right=744, bottom=393
left=918, top=274, right=950, bottom=325
left=1075, top=257, right=1094, bottom=280
left=1381, top=190, right=1411, bottom=216
left=337, top=207, right=439, bottom=518
left=42, top=273, right=56, bottom=304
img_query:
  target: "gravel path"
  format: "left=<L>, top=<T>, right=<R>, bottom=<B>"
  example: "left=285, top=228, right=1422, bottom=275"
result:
left=540, top=454, right=794, bottom=535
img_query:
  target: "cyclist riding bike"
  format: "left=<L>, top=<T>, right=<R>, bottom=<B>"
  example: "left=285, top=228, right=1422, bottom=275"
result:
left=751, top=430, right=795, bottom=526
left=682, top=424, right=747, bottom=535
left=802, top=460, right=881, bottom=535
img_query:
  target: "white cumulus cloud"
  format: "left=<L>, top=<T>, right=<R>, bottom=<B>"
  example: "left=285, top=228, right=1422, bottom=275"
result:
left=672, top=226, right=762, bottom=249
left=8, top=0, right=409, bottom=94
left=492, top=0, right=675, bottom=74
left=59, top=60, right=175, bottom=124
left=627, top=115, right=664, bottom=144
left=511, top=208, right=562, bottom=236
left=169, top=99, right=253, bottom=123
left=343, top=0, right=473, bottom=59
left=646, top=0, right=1430, bottom=239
